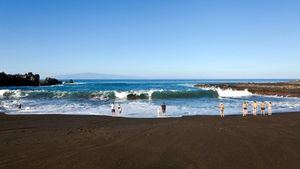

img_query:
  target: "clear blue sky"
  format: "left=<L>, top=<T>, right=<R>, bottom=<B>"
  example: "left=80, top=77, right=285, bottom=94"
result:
left=0, top=0, right=299, bottom=78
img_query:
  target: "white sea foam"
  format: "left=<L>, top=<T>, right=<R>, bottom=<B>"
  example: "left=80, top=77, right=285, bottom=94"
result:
left=0, top=89, right=9, bottom=98
left=3, top=96, right=300, bottom=117
left=114, top=89, right=163, bottom=100
left=201, top=87, right=253, bottom=97
left=114, top=91, right=129, bottom=99
left=178, top=83, right=195, bottom=88
left=0, top=89, right=25, bottom=99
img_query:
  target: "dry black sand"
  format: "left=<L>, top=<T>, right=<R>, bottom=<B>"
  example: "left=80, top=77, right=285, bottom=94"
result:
left=1, top=113, right=300, bottom=169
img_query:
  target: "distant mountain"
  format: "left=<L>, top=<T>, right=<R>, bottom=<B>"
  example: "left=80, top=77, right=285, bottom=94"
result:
left=55, top=73, right=137, bottom=80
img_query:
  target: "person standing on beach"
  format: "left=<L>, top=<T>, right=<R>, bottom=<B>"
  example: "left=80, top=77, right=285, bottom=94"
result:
left=157, top=107, right=161, bottom=116
left=242, top=101, right=248, bottom=117
left=268, top=102, right=272, bottom=115
left=252, top=101, right=258, bottom=116
left=110, top=102, right=116, bottom=115
left=161, top=102, right=166, bottom=114
left=261, top=101, right=266, bottom=115
left=117, top=103, right=122, bottom=115
left=219, top=103, right=225, bottom=117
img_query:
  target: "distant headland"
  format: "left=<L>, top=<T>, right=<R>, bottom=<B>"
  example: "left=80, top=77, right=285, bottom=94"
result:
left=55, top=73, right=137, bottom=80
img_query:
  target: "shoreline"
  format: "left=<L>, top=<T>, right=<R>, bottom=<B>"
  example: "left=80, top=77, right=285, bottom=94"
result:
left=1, top=112, right=299, bottom=169
left=2, top=110, right=300, bottom=118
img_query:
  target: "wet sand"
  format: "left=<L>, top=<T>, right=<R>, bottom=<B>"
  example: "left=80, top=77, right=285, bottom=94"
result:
left=0, top=113, right=300, bottom=169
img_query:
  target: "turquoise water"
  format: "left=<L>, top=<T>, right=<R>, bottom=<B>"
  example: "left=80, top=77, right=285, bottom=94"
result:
left=1, top=79, right=300, bottom=117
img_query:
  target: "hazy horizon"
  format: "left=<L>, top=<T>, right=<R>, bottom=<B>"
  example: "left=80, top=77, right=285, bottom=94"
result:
left=1, top=0, right=300, bottom=78
left=51, top=72, right=300, bottom=80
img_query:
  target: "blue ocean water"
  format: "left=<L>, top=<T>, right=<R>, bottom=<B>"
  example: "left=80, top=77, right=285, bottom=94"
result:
left=1, top=79, right=300, bottom=117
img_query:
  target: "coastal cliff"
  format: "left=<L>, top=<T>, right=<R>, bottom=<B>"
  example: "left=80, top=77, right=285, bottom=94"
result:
left=195, top=81, right=300, bottom=97
left=0, top=72, right=62, bottom=86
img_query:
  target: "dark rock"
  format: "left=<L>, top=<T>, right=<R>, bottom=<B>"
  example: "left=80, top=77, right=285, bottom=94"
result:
left=64, top=79, right=74, bottom=84
left=127, top=93, right=148, bottom=99
left=0, top=72, right=40, bottom=86
left=40, top=77, right=62, bottom=86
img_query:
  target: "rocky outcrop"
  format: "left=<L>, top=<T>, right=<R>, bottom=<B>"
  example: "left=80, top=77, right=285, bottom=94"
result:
left=195, top=81, right=300, bottom=97
left=64, top=79, right=74, bottom=84
left=40, top=78, right=62, bottom=86
left=0, top=72, right=40, bottom=86
left=127, top=93, right=148, bottom=100
left=0, top=72, right=63, bottom=86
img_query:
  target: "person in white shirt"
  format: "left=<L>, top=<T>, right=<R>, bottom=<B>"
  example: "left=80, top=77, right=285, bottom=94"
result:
left=268, top=102, right=272, bottom=115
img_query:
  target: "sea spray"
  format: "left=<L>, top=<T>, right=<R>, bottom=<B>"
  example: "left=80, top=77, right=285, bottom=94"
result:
left=199, top=87, right=253, bottom=97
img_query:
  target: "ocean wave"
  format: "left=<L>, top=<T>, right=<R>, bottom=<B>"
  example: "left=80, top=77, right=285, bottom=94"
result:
left=177, top=83, right=196, bottom=88
left=0, top=89, right=26, bottom=99
left=0, top=89, right=219, bottom=100
left=151, top=90, right=218, bottom=99
left=200, top=87, right=253, bottom=97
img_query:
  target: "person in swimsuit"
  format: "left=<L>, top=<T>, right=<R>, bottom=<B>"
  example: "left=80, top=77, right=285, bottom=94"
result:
left=261, top=101, right=266, bottom=116
left=242, top=101, right=248, bottom=117
left=268, top=102, right=272, bottom=115
left=117, top=103, right=122, bottom=115
left=110, top=102, right=116, bottom=115
left=219, top=103, right=225, bottom=117
left=252, top=101, right=258, bottom=116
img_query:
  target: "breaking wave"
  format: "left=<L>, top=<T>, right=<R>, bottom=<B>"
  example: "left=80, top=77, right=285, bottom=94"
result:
left=0, top=89, right=219, bottom=100
left=200, top=87, right=253, bottom=97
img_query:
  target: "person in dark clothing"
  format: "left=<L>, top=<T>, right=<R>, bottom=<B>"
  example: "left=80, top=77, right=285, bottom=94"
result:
left=161, top=102, right=166, bottom=113
left=18, top=104, right=22, bottom=109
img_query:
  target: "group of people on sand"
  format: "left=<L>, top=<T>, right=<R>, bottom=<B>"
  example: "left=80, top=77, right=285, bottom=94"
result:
left=110, top=102, right=167, bottom=116
left=110, top=101, right=273, bottom=117
left=219, top=101, right=273, bottom=117
left=110, top=102, right=122, bottom=116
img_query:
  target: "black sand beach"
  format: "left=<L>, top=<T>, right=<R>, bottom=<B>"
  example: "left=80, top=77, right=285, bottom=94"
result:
left=0, top=113, right=299, bottom=169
